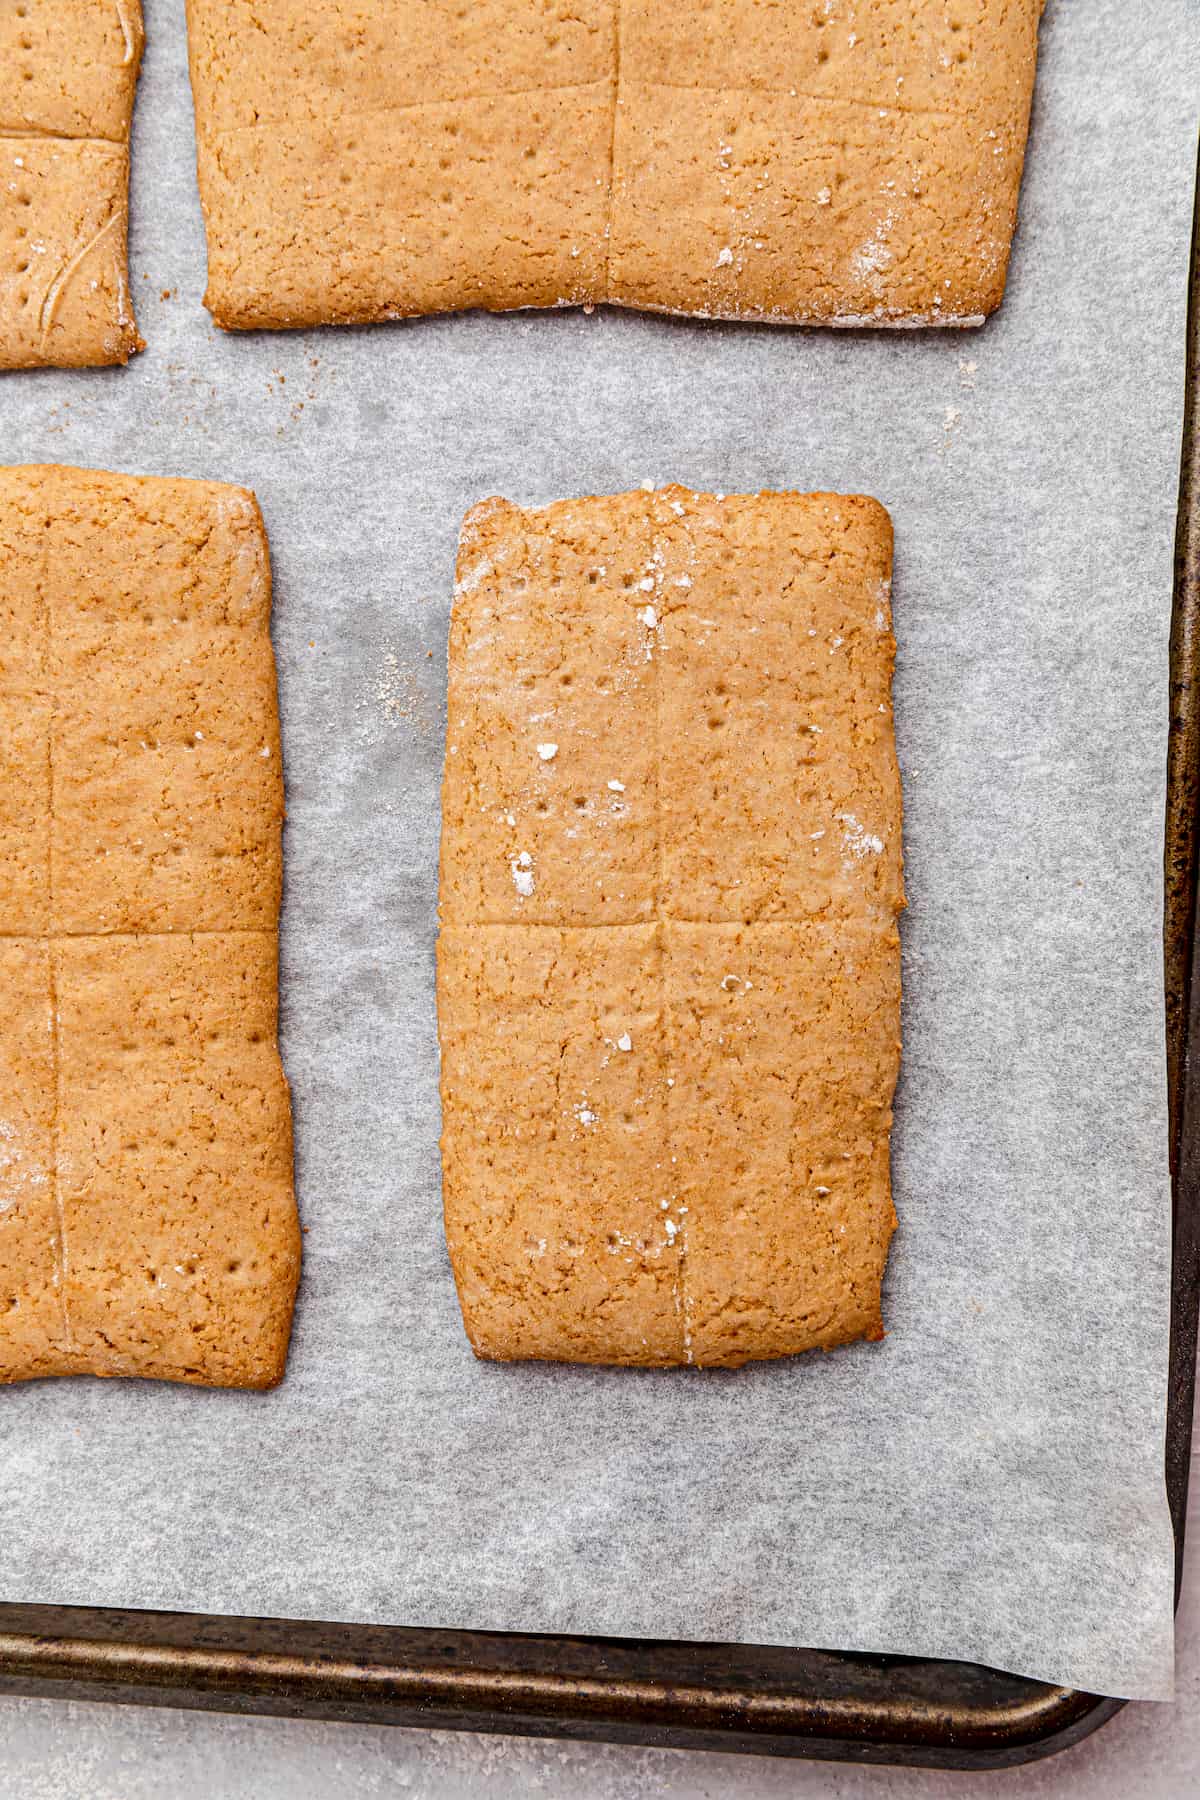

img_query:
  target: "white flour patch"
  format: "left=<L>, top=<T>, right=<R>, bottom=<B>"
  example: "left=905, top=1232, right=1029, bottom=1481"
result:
left=851, top=209, right=896, bottom=285
left=838, top=812, right=884, bottom=858
left=455, top=557, right=492, bottom=596
left=511, top=851, right=535, bottom=898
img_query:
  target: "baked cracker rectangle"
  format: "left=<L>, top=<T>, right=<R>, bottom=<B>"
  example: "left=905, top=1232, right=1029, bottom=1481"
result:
left=185, top=0, right=615, bottom=329
left=609, top=0, right=1043, bottom=324
left=438, top=485, right=904, bottom=1367
left=0, top=0, right=143, bottom=368
left=0, top=465, right=300, bottom=1388
left=185, top=0, right=1041, bottom=329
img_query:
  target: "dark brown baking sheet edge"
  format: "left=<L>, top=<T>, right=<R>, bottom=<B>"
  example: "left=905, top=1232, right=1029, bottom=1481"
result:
left=0, top=144, right=1196, bottom=1775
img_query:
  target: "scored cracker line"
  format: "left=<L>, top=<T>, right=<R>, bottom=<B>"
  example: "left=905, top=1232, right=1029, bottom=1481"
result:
left=646, top=505, right=691, bottom=1361
left=47, top=943, right=72, bottom=1353
left=42, top=533, right=72, bottom=1354
left=0, top=927, right=276, bottom=941
left=209, top=76, right=618, bottom=142
left=628, top=79, right=969, bottom=124
left=602, top=0, right=624, bottom=296
left=463, top=918, right=894, bottom=930
left=0, top=128, right=126, bottom=146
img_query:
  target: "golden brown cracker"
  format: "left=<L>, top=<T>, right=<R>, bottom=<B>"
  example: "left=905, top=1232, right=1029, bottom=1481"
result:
left=0, top=2, right=143, bottom=368
left=185, top=0, right=1041, bottom=329
left=438, top=485, right=903, bottom=1367
left=0, top=464, right=300, bottom=1388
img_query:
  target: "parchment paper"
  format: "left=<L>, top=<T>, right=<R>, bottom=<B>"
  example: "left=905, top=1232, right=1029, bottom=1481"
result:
left=1, top=0, right=1195, bottom=1703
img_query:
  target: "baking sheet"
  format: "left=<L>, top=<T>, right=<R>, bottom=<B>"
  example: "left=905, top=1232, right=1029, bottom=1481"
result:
left=0, top=0, right=1194, bottom=1704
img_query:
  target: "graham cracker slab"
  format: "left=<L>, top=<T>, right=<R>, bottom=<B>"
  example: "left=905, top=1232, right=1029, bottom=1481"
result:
left=185, top=0, right=614, bottom=329
left=438, top=485, right=904, bottom=1368
left=608, top=0, right=1044, bottom=324
left=185, top=0, right=1041, bottom=330
left=0, top=1, right=143, bottom=368
left=0, top=465, right=300, bottom=1388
